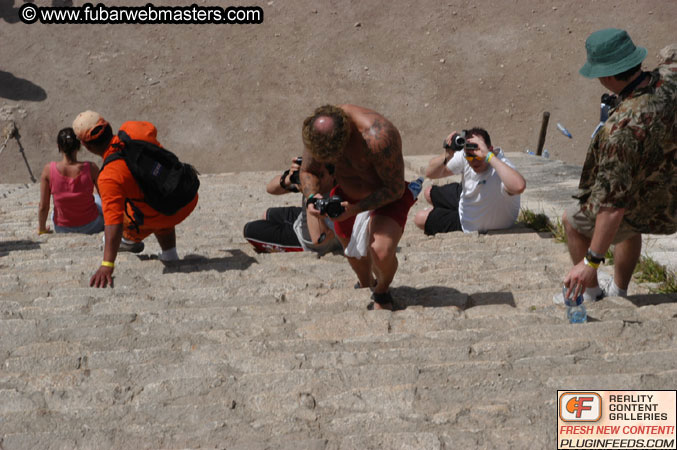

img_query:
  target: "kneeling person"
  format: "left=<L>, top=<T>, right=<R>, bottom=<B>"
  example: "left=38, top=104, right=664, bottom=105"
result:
left=243, top=157, right=341, bottom=255
left=414, top=128, right=525, bottom=235
left=73, top=111, right=198, bottom=288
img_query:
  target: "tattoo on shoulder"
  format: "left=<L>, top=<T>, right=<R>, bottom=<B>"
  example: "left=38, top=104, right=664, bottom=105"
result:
left=357, top=118, right=405, bottom=211
left=362, top=118, right=401, bottom=159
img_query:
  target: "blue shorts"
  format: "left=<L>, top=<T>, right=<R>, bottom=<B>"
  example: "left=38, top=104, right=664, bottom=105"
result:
left=54, top=213, right=104, bottom=234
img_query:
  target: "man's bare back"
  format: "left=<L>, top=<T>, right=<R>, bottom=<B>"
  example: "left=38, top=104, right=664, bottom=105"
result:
left=300, top=104, right=414, bottom=310
left=302, top=104, right=405, bottom=215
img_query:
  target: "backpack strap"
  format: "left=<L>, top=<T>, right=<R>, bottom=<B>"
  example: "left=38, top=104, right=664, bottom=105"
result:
left=101, top=151, right=123, bottom=172
left=99, top=138, right=146, bottom=233
left=124, top=198, right=145, bottom=233
left=117, top=129, right=132, bottom=144
left=99, top=130, right=130, bottom=172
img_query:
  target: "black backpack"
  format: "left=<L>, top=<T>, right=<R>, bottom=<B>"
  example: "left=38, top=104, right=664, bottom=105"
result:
left=101, top=130, right=199, bottom=230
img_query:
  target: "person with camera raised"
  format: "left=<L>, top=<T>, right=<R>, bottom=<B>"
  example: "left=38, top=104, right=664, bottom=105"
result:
left=414, top=127, right=525, bottom=235
left=300, top=104, right=417, bottom=311
left=243, top=157, right=340, bottom=255
left=560, top=30, right=677, bottom=303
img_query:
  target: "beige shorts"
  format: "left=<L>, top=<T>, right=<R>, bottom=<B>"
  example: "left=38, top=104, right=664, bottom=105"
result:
left=565, top=203, right=640, bottom=245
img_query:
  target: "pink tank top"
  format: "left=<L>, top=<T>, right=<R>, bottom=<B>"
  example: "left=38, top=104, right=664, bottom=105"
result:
left=50, top=161, right=99, bottom=227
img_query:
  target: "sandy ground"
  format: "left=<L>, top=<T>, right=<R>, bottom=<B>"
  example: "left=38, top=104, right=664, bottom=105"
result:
left=1, top=0, right=675, bottom=184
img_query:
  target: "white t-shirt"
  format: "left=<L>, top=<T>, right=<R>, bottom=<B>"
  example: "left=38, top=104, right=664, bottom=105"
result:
left=293, top=197, right=341, bottom=255
left=446, top=147, right=521, bottom=233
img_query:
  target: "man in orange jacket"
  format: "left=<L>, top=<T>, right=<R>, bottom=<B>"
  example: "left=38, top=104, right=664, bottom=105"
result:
left=73, top=111, right=198, bottom=288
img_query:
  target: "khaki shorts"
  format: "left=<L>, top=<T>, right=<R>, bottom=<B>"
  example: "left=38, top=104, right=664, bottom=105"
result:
left=565, top=203, right=639, bottom=245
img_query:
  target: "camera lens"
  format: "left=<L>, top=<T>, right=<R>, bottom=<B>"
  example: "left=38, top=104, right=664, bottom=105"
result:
left=325, top=196, right=345, bottom=218
left=451, top=135, right=466, bottom=151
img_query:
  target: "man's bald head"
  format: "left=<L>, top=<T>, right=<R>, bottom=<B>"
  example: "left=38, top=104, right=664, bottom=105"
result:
left=313, top=115, right=336, bottom=135
left=302, top=105, right=351, bottom=162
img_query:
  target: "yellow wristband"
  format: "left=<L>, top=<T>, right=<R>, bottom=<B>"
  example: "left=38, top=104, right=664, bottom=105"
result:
left=583, top=257, right=600, bottom=269
left=485, top=152, right=494, bottom=163
left=101, top=261, right=115, bottom=268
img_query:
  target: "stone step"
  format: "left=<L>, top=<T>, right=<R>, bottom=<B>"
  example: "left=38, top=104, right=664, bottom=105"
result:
left=2, top=160, right=676, bottom=447
left=5, top=317, right=674, bottom=387
left=5, top=352, right=673, bottom=436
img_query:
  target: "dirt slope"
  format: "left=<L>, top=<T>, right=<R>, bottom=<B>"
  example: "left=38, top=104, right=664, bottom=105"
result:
left=1, top=0, right=675, bottom=183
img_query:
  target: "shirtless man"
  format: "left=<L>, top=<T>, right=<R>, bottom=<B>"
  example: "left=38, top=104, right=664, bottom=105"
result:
left=300, top=104, right=416, bottom=310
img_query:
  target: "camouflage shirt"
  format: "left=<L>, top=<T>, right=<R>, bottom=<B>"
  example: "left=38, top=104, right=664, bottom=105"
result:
left=575, top=59, right=677, bottom=235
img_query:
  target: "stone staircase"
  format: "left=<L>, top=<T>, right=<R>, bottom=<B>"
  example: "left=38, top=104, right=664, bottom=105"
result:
left=1, top=155, right=676, bottom=449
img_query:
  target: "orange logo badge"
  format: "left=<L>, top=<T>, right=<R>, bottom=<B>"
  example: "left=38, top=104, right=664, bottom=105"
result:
left=559, top=392, right=602, bottom=422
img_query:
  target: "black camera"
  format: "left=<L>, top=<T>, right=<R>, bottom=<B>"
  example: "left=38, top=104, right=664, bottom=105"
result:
left=307, top=195, right=345, bottom=218
left=443, top=130, right=478, bottom=151
left=601, top=93, right=618, bottom=108
left=289, top=157, right=303, bottom=185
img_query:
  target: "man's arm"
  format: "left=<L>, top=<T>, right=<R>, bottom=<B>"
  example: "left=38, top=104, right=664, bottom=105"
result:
left=467, top=136, right=526, bottom=195
left=353, top=117, right=405, bottom=214
left=90, top=173, right=125, bottom=288
left=266, top=158, right=302, bottom=195
left=426, top=133, right=458, bottom=179
left=589, top=207, right=624, bottom=256
left=306, top=212, right=335, bottom=245
left=489, top=158, right=526, bottom=195
left=564, top=206, right=624, bottom=299
left=299, top=152, right=325, bottom=198
left=90, top=223, right=122, bottom=288
left=265, top=174, right=289, bottom=195
left=426, top=153, right=454, bottom=179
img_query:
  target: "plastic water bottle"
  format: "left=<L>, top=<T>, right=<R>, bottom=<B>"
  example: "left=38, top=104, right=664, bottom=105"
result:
left=408, top=176, right=424, bottom=199
left=557, top=123, right=573, bottom=139
left=542, top=149, right=550, bottom=159
left=562, top=287, right=587, bottom=324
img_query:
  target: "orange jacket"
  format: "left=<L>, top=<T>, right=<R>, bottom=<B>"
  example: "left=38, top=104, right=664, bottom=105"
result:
left=97, top=121, right=197, bottom=230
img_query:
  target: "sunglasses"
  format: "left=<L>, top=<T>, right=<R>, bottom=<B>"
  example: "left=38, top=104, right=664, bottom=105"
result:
left=463, top=142, right=480, bottom=161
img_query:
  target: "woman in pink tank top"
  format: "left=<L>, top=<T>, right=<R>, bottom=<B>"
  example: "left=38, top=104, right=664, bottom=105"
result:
left=38, top=128, right=104, bottom=235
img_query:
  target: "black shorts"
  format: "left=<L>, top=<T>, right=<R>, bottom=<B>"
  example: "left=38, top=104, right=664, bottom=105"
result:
left=424, top=183, right=463, bottom=235
left=243, top=206, right=303, bottom=253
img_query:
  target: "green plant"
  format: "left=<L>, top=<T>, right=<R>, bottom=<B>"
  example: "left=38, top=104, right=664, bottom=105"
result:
left=605, top=247, right=614, bottom=266
left=517, top=208, right=570, bottom=244
left=548, top=217, right=567, bottom=244
left=633, top=255, right=677, bottom=294
left=518, top=208, right=551, bottom=233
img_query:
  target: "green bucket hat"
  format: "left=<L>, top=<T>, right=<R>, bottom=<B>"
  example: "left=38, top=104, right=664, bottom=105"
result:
left=579, top=28, right=647, bottom=78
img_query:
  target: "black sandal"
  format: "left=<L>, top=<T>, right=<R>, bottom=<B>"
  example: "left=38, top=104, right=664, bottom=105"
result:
left=368, top=291, right=394, bottom=310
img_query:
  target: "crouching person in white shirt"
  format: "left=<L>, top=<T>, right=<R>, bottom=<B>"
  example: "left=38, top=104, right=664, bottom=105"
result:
left=414, top=127, right=526, bottom=235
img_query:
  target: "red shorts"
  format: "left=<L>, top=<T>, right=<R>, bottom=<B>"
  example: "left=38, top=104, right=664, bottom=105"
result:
left=331, top=183, right=416, bottom=240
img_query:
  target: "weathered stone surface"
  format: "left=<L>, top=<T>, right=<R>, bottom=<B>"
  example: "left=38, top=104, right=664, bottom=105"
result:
left=0, top=158, right=675, bottom=448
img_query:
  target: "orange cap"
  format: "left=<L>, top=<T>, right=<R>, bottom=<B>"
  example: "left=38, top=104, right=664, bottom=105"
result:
left=73, top=110, right=109, bottom=142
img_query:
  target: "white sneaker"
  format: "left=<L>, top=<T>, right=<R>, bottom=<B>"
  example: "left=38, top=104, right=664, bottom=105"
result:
left=158, top=247, right=179, bottom=262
